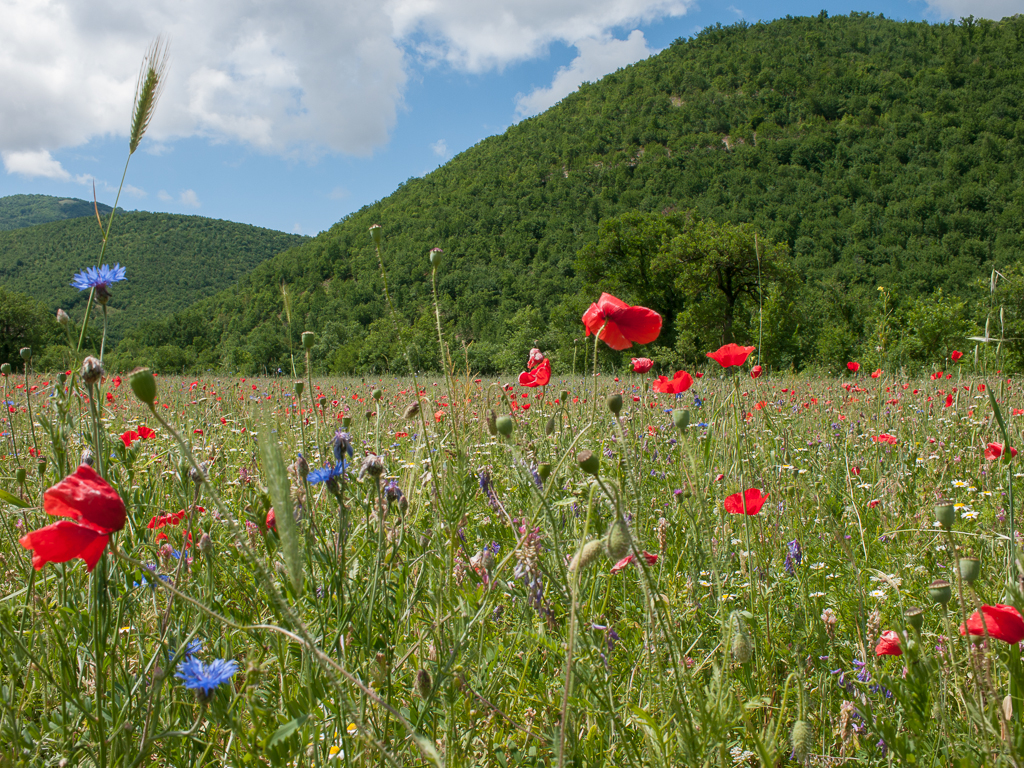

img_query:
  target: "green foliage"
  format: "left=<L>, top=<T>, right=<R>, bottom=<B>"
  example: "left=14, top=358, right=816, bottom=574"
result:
left=0, top=286, right=63, bottom=370
left=0, top=210, right=307, bottom=343
left=0, top=194, right=113, bottom=231
left=121, top=13, right=1024, bottom=374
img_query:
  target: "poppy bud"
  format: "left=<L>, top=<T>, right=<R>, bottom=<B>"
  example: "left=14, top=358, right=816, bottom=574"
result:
left=606, top=393, right=622, bottom=416
left=294, top=454, right=309, bottom=480
left=495, top=415, right=513, bottom=437
left=928, top=579, right=952, bottom=605
left=294, top=380, right=304, bottom=397
left=577, top=449, right=599, bottom=476
left=606, top=516, right=631, bottom=560
left=372, top=388, right=382, bottom=401
left=959, top=557, right=981, bottom=583
left=485, top=410, right=497, bottom=436
left=672, top=408, right=690, bottom=431
left=369, top=224, right=383, bottom=247
left=933, top=500, right=955, bottom=531
left=730, top=611, right=752, bottom=664
left=403, top=401, right=420, bottom=420
left=301, top=331, right=315, bottom=350
left=537, top=462, right=551, bottom=481
left=0, top=364, right=10, bottom=375
left=560, top=389, right=569, bottom=403
left=415, top=668, right=432, bottom=700
left=81, top=356, right=103, bottom=387
left=129, top=367, right=157, bottom=407
left=569, top=539, right=605, bottom=571
left=545, top=416, right=555, bottom=436
left=56, top=309, right=70, bottom=326
left=428, top=247, right=443, bottom=269
left=905, top=606, right=924, bottom=632
left=198, top=532, right=214, bottom=556
left=15, top=467, right=26, bottom=484
left=791, top=720, right=811, bottom=762
left=19, top=347, right=31, bottom=361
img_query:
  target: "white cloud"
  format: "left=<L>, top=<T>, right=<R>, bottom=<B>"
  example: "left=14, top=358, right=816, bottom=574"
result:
left=515, top=31, right=655, bottom=118
left=157, top=190, right=173, bottom=201
left=2, top=150, right=71, bottom=180
left=292, top=223, right=303, bottom=234
left=0, top=0, right=693, bottom=164
left=179, top=189, right=200, bottom=207
left=923, top=0, right=1022, bottom=19
left=431, top=138, right=448, bottom=157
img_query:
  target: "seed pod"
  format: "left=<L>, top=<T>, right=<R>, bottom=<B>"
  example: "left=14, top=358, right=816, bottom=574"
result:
left=301, top=331, right=315, bottom=350
left=672, top=409, right=690, bottom=431
left=0, top=363, right=9, bottom=376
left=15, top=467, right=26, bottom=484
left=537, top=462, right=551, bottom=481
left=569, top=539, right=605, bottom=571
left=372, top=388, right=383, bottom=401
left=577, top=450, right=599, bottom=476
left=904, top=606, right=924, bottom=632
left=495, top=415, right=513, bottom=437
left=369, top=224, right=383, bottom=247
left=606, top=393, right=622, bottom=416
left=606, top=516, right=631, bottom=561
left=933, top=500, right=956, bottom=531
left=428, top=247, right=444, bottom=269
left=928, top=579, right=952, bottom=605
left=959, top=557, right=981, bottom=583
left=19, top=348, right=31, bottom=361
left=294, top=380, right=304, bottom=397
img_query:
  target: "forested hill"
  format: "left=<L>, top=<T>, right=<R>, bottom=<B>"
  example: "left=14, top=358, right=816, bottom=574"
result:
left=0, top=212, right=307, bottom=343
left=0, top=195, right=114, bottom=230
left=119, top=12, right=1024, bottom=375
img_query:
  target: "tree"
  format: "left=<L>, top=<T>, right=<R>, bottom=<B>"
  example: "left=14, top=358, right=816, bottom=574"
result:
left=0, top=287, right=62, bottom=369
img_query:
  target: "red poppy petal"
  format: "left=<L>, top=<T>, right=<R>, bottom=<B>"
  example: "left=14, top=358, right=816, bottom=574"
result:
left=606, top=305, right=662, bottom=345
left=598, top=321, right=634, bottom=351
left=581, top=303, right=605, bottom=337
left=596, top=293, right=629, bottom=313
left=610, top=555, right=634, bottom=574
left=43, top=465, right=126, bottom=532
left=20, top=521, right=109, bottom=571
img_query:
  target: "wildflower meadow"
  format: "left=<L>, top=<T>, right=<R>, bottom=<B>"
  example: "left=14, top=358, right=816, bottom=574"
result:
left=8, top=36, right=1024, bottom=768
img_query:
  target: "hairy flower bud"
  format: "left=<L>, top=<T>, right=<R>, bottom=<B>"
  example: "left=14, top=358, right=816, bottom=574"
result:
left=606, top=393, right=622, bottom=416
left=485, top=410, right=498, bottom=436
left=730, top=611, right=752, bottom=664
left=56, top=309, right=71, bottom=326
left=198, top=532, right=214, bottom=556
left=495, top=415, right=513, bottom=437
left=545, top=416, right=556, bottom=436
left=129, top=366, right=157, bottom=407
left=81, top=356, right=103, bottom=387
left=569, top=539, right=605, bottom=572
left=672, top=408, right=690, bottom=431
left=606, top=516, right=631, bottom=560
left=415, top=668, right=432, bottom=700
left=791, top=719, right=811, bottom=762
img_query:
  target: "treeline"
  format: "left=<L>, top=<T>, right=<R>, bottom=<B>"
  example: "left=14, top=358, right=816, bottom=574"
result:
left=0, top=211, right=307, bottom=352
left=104, top=13, right=1024, bottom=373
left=0, top=194, right=114, bottom=231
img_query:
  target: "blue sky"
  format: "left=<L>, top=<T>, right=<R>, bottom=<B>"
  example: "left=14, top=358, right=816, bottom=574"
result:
left=1, top=0, right=1019, bottom=236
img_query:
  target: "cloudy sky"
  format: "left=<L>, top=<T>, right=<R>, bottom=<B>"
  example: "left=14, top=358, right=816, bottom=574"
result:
left=1, top=0, right=1020, bottom=235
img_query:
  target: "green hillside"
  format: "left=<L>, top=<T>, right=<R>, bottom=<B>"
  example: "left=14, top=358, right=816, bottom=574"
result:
left=120, top=12, right=1024, bottom=375
left=0, top=211, right=307, bottom=346
left=0, top=194, right=115, bottom=230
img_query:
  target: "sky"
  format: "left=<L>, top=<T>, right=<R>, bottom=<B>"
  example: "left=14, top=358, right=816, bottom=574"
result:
left=1, top=0, right=1021, bottom=237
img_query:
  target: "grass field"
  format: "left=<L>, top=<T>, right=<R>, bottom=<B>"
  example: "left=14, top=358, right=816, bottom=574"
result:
left=1, top=359, right=1023, bottom=767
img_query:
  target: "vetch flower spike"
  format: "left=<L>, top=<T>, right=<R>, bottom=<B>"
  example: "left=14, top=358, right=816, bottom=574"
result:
left=581, top=293, right=661, bottom=351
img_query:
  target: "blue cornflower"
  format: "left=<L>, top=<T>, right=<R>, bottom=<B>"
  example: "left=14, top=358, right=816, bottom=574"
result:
left=168, top=638, right=204, bottom=661
left=333, top=431, right=354, bottom=463
left=71, top=264, right=126, bottom=304
left=308, top=460, right=346, bottom=485
left=175, top=657, right=239, bottom=697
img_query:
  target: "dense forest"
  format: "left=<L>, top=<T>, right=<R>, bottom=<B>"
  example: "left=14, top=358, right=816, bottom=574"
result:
left=0, top=194, right=114, bottom=230
left=0, top=209, right=307, bottom=357
left=74, top=14, right=1024, bottom=373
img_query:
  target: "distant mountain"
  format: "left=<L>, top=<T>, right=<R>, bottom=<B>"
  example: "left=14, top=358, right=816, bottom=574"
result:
left=0, top=194, right=115, bottom=230
left=122, top=13, right=1024, bottom=374
left=0, top=211, right=308, bottom=343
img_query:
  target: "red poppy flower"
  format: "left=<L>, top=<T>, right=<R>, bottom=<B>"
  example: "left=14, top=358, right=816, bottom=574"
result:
left=518, top=358, right=551, bottom=387
left=875, top=630, right=902, bottom=656
left=951, top=350, right=963, bottom=362
left=847, top=362, right=860, bottom=372
left=984, top=443, right=1018, bottom=461
left=610, top=551, right=659, bottom=574
left=112, top=375, right=122, bottom=388
left=872, top=433, right=898, bottom=444
left=652, top=370, right=693, bottom=394
left=631, top=357, right=654, bottom=374
left=137, top=425, right=156, bottom=439
left=266, top=508, right=277, bottom=533
left=120, top=430, right=140, bottom=447
left=148, top=510, right=186, bottom=529
left=750, top=365, right=762, bottom=379
left=724, top=488, right=769, bottom=516
left=960, top=604, right=1024, bottom=644
left=871, top=369, right=882, bottom=378
left=19, top=465, right=126, bottom=571
left=706, top=343, right=756, bottom=368
left=581, top=293, right=662, bottom=351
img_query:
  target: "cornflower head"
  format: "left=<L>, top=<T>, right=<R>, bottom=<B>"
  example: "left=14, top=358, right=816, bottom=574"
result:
left=71, top=264, right=127, bottom=305
left=175, top=657, right=239, bottom=701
